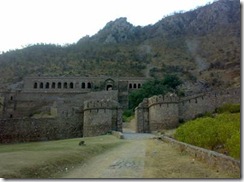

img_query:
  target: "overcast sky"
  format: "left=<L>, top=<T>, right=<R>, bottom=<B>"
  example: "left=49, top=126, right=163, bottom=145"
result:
left=0, top=0, right=225, bottom=53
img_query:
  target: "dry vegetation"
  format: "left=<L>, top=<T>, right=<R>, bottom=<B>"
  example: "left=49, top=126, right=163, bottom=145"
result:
left=143, top=139, right=239, bottom=178
left=0, top=0, right=240, bottom=91
left=0, top=135, right=124, bottom=178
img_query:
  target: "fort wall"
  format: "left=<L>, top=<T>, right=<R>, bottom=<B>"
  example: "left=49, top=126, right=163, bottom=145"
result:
left=0, top=116, right=83, bottom=143
left=179, top=88, right=241, bottom=121
left=135, top=88, right=240, bottom=132
left=83, top=99, right=122, bottom=137
left=0, top=88, right=119, bottom=143
left=148, top=93, right=179, bottom=131
left=135, top=98, right=149, bottom=133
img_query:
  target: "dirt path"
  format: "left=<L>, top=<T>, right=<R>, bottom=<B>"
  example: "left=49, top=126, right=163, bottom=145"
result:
left=62, top=132, right=234, bottom=178
left=63, top=133, right=153, bottom=178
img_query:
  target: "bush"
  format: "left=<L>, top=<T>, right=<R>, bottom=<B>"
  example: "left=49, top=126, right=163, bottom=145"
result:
left=216, top=103, right=240, bottom=114
left=174, top=113, right=240, bottom=159
left=226, top=131, right=240, bottom=159
left=123, top=109, right=133, bottom=117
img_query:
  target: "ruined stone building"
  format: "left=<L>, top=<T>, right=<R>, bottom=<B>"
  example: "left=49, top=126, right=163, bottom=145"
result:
left=0, top=76, right=240, bottom=143
left=0, top=76, right=146, bottom=142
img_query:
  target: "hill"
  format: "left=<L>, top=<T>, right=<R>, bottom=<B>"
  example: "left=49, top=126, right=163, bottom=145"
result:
left=0, top=0, right=240, bottom=93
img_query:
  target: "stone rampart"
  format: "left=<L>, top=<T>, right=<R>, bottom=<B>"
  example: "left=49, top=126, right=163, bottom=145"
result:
left=135, top=98, right=149, bottom=133
left=148, top=93, right=179, bottom=131
left=83, top=99, right=122, bottom=137
left=135, top=87, right=240, bottom=132
left=179, top=88, right=241, bottom=121
left=0, top=117, right=82, bottom=143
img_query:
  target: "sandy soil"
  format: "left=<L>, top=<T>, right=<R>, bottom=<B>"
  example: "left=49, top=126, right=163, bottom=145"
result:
left=62, top=120, right=237, bottom=179
left=62, top=131, right=235, bottom=179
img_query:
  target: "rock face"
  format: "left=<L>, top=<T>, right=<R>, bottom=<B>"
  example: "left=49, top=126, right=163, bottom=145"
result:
left=93, top=17, right=140, bottom=43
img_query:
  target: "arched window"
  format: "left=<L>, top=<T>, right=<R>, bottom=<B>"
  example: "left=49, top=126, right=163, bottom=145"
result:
left=87, top=82, right=91, bottom=89
left=129, top=83, right=132, bottom=89
left=70, top=82, right=74, bottom=89
left=40, top=82, right=44, bottom=89
left=45, top=82, right=50, bottom=89
left=52, top=82, right=56, bottom=89
left=34, top=82, right=38, bottom=89
left=138, top=83, right=141, bottom=88
left=81, top=82, right=86, bottom=89
left=58, top=82, right=62, bottom=89
left=64, top=82, right=68, bottom=89
left=133, top=83, right=137, bottom=89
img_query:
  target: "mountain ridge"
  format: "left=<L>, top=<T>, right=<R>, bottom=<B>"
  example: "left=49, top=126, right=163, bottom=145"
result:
left=0, top=0, right=240, bottom=92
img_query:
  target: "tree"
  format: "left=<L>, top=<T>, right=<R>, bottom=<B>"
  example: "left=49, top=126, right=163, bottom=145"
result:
left=128, top=74, right=182, bottom=111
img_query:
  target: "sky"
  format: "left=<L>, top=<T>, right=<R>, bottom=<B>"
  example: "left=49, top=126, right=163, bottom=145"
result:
left=0, top=0, right=223, bottom=53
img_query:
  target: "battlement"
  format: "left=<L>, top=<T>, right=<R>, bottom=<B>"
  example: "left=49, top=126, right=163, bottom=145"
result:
left=180, top=87, right=240, bottom=103
left=84, top=99, right=120, bottom=110
left=148, top=93, right=179, bottom=106
left=135, top=87, right=240, bottom=133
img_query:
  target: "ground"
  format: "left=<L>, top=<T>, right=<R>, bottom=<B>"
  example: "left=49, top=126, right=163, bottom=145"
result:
left=62, top=125, right=236, bottom=178
left=0, top=120, right=239, bottom=179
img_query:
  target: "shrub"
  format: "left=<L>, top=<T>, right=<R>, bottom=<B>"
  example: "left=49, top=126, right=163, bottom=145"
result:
left=122, top=109, right=134, bottom=122
left=226, top=131, right=240, bottom=159
left=174, top=113, right=240, bottom=159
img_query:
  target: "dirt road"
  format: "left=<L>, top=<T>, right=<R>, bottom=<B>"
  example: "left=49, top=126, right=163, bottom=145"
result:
left=63, top=132, right=234, bottom=178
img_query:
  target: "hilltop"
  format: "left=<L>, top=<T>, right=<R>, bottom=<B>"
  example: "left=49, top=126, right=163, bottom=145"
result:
left=0, top=0, right=240, bottom=93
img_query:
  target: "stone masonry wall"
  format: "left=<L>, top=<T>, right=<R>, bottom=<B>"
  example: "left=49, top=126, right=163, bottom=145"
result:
left=0, top=116, right=83, bottom=143
left=135, top=98, right=149, bottom=133
left=179, top=88, right=241, bottom=121
left=148, top=93, right=179, bottom=131
left=135, top=87, right=240, bottom=132
left=83, top=99, right=122, bottom=137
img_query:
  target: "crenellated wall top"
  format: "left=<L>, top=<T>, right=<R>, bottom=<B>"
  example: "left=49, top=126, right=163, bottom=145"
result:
left=148, top=93, right=179, bottom=106
left=83, top=99, right=120, bottom=110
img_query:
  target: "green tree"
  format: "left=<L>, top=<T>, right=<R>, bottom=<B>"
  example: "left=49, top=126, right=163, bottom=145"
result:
left=128, top=74, right=182, bottom=110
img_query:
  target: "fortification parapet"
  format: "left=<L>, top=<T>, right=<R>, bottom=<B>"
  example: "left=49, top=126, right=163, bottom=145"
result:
left=148, top=93, right=179, bottom=106
left=84, top=99, right=120, bottom=110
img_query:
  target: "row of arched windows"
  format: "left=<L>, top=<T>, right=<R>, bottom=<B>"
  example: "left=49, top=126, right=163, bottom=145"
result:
left=129, top=83, right=141, bottom=89
left=33, top=81, right=92, bottom=89
left=33, top=81, right=143, bottom=90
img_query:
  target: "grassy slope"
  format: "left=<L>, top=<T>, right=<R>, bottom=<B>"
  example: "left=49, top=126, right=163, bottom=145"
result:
left=174, top=112, right=240, bottom=159
left=0, top=135, right=125, bottom=178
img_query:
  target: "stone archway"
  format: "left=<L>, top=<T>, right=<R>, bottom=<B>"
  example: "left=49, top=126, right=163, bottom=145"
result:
left=104, top=78, right=115, bottom=91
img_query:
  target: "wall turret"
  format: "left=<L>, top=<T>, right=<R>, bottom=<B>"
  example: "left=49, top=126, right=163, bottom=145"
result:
left=83, top=99, right=122, bottom=137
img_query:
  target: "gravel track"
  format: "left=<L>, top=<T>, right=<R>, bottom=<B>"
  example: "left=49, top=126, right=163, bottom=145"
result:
left=62, top=124, right=236, bottom=178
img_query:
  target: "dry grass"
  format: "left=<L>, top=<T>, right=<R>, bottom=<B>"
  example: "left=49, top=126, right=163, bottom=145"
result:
left=143, top=139, right=239, bottom=178
left=0, top=135, right=124, bottom=178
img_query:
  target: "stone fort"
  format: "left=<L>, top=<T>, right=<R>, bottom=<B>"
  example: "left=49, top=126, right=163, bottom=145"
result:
left=0, top=76, right=240, bottom=143
left=0, top=76, right=146, bottom=142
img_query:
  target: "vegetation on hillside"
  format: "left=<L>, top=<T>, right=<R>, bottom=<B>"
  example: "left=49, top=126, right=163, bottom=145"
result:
left=0, top=0, right=240, bottom=91
left=174, top=104, right=240, bottom=159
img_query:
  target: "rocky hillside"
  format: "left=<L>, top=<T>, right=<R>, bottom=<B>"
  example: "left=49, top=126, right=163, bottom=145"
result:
left=0, top=0, right=240, bottom=92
